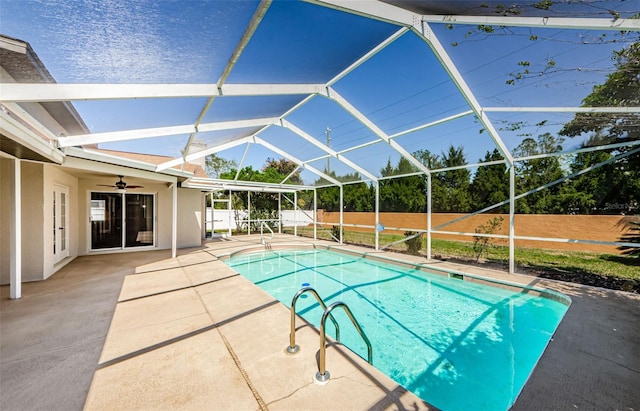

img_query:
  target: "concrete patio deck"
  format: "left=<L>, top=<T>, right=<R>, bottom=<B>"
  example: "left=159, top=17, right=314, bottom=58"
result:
left=1, top=234, right=639, bottom=410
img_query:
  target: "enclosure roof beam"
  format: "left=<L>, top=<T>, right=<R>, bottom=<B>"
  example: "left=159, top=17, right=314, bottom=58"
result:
left=280, top=164, right=303, bottom=185
left=484, top=107, right=640, bottom=113
left=57, top=117, right=278, bottom=148
left=327, top=26, right=409, bottom=86
left=180, top=1, right=272, bottom=180
left=313, top=1, right=513, bottom=166
left=389, top=110, right=474, bottom=139
left=418, top=22, right=514, bottom=166
left=156, top=136, right=254, bottom=172
left=188, top=177, right=312, bottom=190
left=310, top=1, right=640, bottom=32
left=254, top=136, right=342, bottom=186
left=279, top=119, right=378, bottom=182
left=306, top=0, right=415, bottom=26
left=0, top=83, right=325, bottom=102
left=326, top=87, right=432, bottom=175
left=421, top=15, right=640, bottom=31
left=217, top=0, right=272, bottom=87
left=514, top=139, right=640, bottom=163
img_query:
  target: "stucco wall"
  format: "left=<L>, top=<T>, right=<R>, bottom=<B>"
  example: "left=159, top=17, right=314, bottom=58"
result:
left=42, top=165, right=79, bottom=279
left=0, top=159, right=12, bottom=282
left=318, top=211, right=636, bottom=254
left=20, top=162, right=45, bottom=281
left=177, top=188, right=203, bottom=248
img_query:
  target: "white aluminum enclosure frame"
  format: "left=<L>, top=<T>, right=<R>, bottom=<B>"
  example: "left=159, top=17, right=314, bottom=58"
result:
left=1, top=0, right=638, bottom=297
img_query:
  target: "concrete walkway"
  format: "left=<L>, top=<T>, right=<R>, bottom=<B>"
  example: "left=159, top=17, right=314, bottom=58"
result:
left=2, top=235, right=639, bottom=410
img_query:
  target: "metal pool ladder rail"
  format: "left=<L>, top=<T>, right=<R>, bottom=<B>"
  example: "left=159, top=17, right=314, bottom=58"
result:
left=315, top=301, right=373, bottom=384
left=260, top=220, right=274, bottom=248
left=287, top=287, right=340, bottom=354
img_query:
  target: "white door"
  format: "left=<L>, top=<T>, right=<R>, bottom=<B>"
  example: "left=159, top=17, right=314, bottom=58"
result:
left=53, top=185, right=69, bottom=263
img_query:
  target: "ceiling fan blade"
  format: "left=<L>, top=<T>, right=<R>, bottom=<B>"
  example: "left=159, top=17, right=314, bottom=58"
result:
left=125, top=185, right=144, bottom=189
left=96, top=184, right=116, bottom=187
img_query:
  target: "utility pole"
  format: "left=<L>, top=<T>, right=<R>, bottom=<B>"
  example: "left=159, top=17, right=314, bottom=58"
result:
left=325, top=127, right=331, bottom=174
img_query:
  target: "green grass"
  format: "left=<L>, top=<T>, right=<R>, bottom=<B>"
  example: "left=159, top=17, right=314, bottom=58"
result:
left=287, top=227, right=640, bottom=283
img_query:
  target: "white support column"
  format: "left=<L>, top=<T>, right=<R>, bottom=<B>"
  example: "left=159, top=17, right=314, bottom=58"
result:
left=375, top=181, right=380, bottom=251
left=10, top=158, right=22, bottom=299
left=172, top=180, right=178, bottom=259
left=339, top=185, right=344, bottom=244
left=313, top=189, right=317, bottom=240
left=248, top=191, right=252, bottom=235
left=278, top=193, right=282, bottom=234
left=509, top=166, right=515, bottom=274
left=209, top=192, right=216, bottom=238
left=202, top=193, right=207, bottom=240
left=228, top=191, right=232, bottom=237
left=294, top=191, right=298, bottom=237
left=427, top=173, right=432, bottom=260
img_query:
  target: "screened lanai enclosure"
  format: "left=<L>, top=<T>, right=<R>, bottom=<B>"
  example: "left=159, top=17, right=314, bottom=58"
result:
left=2, top=0, right=639, bottom=274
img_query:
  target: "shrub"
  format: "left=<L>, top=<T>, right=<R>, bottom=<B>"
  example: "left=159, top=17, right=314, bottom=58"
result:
left=404, top=231, right=423, bottom=255
left=330, top=225, right=343, bottom=242
left=473, top=216, right=504, bottom=262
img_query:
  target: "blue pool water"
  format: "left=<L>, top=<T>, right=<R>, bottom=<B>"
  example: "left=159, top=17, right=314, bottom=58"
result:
left=224, top=248, right=570, bottom=411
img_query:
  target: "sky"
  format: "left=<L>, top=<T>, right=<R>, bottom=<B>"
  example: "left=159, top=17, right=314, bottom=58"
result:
left=1, top=0, right=638, bottom=184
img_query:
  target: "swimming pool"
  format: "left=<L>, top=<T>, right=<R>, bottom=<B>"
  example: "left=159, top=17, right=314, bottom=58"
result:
left=224, top=247, right=570, bottom=411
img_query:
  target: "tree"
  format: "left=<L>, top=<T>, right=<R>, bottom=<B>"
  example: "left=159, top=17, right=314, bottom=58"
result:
left=379, top=157, right=426, bottom=212
left=618, top=220, right=640, bottom=257
left=315, top=171, right=374, bottom=212
left=205, top=153, right=237, bottom=178
left=470, top=149, right=509, bottom=213
left=560, top=42, right=640, bottom=214
left=413, top=149, right=444, bottom=212
left=512, top=133, right=566, bottom=213
left=433, top=145, right=472, bottom=212
left=560, top=42, right=639, bottom=142
left=262, top=157, right=302, bottom=184
left=220, top=159, right=300, bottom=231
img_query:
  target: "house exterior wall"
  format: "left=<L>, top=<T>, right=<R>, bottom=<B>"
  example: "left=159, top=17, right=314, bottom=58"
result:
left=20, top=161, right=45, bottom=282
left=1, top=162, right=80, bottom=284
left=177, top=188, right=202, bottom=248
left=0, top=159, right=12, bottom=282
left=78, top=177, right=165, bottom=254
left=42, top=164, right=78, bottom=279
left=2, top=160, right=206, bottom=284
left=76, top=177, right=202, bottom=254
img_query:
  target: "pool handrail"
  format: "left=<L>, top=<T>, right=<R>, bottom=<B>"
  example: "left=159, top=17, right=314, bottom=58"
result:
left=259, top=220, right=274, bottom=245
left=287, top=287, right=340, bottom=354
left=316, top=301, right=373, bottom=384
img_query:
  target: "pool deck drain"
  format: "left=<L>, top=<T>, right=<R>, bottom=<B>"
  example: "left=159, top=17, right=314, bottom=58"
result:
left=2, top=234, right=639, bottom=410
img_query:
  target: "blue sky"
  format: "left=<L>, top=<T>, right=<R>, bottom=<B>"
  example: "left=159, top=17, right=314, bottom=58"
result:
left=1, top=0, right=638, bottom=183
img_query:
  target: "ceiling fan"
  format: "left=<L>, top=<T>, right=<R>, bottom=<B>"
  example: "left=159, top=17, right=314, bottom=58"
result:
left=97, top=175, right=144, bottom=192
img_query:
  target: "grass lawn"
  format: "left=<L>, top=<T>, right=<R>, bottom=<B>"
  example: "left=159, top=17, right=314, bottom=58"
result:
left=286, top=226, right=640, bottom=292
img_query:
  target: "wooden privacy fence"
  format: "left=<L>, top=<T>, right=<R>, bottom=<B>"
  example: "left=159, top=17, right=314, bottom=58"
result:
left=316, top=211, right=637, bottom=254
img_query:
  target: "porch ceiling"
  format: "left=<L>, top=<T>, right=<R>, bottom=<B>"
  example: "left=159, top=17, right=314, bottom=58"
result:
left=0, top=0, right=638, bottom=188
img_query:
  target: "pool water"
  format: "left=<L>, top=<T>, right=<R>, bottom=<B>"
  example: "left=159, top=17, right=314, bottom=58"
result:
left=224, top=248, right=570, bottom=411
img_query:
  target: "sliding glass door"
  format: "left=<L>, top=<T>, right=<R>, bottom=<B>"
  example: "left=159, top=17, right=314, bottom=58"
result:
left=125, top=194, right=154, bottom=247
left=90, top=192, right=155, bottom=250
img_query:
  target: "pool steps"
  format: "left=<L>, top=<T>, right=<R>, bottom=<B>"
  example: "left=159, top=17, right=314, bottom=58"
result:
left=287, top=286, right=373, bottom=385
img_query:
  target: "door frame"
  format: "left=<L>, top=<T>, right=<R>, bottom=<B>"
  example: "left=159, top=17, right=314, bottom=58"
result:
left=53, top=184, right=69, bottom=263
left=87, top=190, right=157, bottom=252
